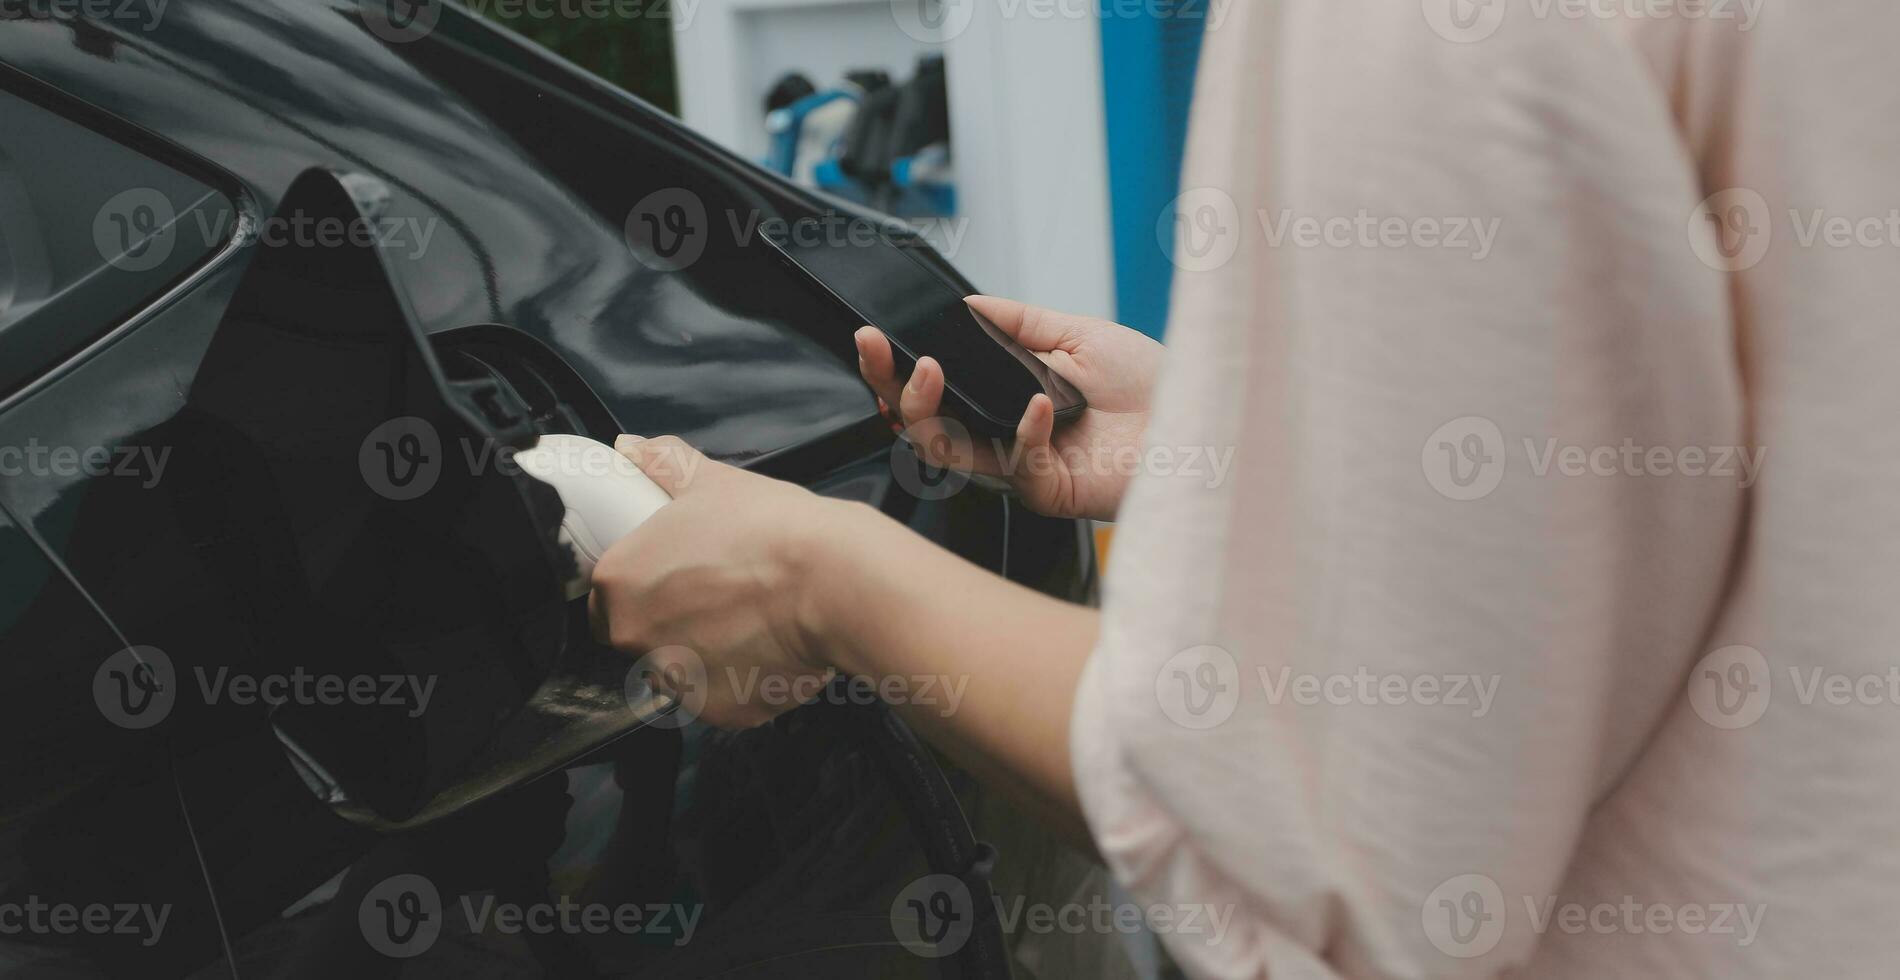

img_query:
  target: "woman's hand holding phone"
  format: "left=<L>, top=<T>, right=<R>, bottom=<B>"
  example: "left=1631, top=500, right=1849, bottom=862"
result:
left=856, top=295, right=1164, bottom=522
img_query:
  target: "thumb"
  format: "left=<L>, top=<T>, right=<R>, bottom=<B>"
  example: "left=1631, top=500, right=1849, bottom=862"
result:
left=614, top=434, right=711, bottom=496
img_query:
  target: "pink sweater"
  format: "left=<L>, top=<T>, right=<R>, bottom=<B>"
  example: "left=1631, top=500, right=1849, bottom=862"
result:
left=1072, top=1, right=1898, bottom=976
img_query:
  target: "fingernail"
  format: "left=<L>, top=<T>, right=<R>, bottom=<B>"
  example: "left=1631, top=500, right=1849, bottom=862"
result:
left=614, top=434, right=646, bottom=453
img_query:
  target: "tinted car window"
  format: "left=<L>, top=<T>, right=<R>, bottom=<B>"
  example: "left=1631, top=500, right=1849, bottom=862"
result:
left=0, top=84, right=233, bottom=396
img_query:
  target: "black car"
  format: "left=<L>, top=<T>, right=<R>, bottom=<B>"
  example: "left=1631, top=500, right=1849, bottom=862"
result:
left=0, top=2, right=1097, bottom=976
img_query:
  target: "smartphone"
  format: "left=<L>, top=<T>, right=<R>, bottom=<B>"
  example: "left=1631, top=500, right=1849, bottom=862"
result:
left=763, top=227, right=1086, bottom=439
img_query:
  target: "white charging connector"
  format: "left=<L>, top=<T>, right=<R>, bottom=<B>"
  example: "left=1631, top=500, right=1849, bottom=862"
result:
left=513, top=434, right=673, bottom=600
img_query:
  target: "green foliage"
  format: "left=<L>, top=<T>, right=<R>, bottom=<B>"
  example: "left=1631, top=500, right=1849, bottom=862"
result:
left=470, top=1, right=679, bottom=115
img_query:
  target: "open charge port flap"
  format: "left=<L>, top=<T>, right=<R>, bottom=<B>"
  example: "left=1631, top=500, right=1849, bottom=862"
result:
left=172, top=168, right=574, bottom=822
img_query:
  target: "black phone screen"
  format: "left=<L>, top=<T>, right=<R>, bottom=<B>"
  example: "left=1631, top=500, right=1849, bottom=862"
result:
left=767, top=229, right=1085, bottom=435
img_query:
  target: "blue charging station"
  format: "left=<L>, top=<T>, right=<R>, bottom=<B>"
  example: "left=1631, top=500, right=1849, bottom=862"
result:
left=1100, top=9, right=1206, bottom=339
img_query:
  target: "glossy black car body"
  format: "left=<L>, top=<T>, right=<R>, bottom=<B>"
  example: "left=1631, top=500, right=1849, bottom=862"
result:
left=0, top=2, right=1095, bottom=976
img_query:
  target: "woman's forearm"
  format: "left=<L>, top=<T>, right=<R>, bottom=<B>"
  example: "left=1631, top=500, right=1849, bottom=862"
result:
left=794, top=500, right=1099, bottom=844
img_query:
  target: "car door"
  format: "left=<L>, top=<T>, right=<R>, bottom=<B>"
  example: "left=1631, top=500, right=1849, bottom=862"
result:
left=0, top=72, right=250, bottom=980
left=1, top=4, right=1095, bottom=977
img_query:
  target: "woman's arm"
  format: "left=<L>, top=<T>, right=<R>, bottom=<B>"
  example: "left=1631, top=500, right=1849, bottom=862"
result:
left=588, top=436, right=1097, bottom=843
left=796, top=497, right=1099, bottom=843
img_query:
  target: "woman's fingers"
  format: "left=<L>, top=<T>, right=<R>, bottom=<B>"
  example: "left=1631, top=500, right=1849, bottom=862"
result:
left=897, top=357, right=963, bottom=469
left=898, top=355, right=946, bottom=428
left=1010, top=394, right=1064, bottom=508
left=855, top=326, right=906, bottom=418
left=962, top=294, right=1030, bottom=339
left=964, top=295, right=1073, bottom=354
left=1015, top=393, right=1056, bottom=454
